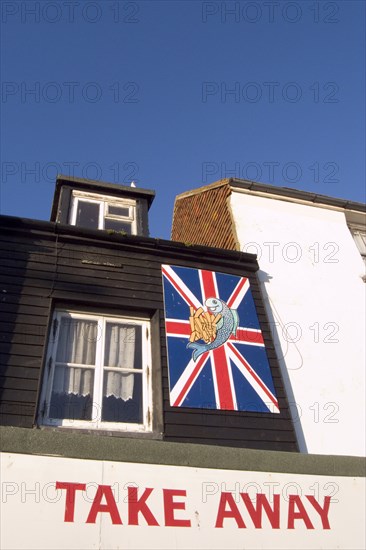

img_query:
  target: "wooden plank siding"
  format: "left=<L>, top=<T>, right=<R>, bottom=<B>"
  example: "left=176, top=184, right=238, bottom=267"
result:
left=0, top=215, right=299, bottom=451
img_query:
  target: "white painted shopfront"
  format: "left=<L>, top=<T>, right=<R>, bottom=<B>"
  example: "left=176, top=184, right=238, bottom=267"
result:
left=1, top=451, right=364, bottom=550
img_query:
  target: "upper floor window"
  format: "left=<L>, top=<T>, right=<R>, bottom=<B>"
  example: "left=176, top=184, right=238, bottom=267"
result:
left=70, top=191, right=137, bottom=234
left=348, top=224, right=366, bottom=267
left=38, top=310, right=152, bottom=432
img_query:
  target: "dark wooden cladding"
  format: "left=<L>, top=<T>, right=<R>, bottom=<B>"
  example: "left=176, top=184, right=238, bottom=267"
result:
left=0, top=215, right=298, bottom=451
left=164, top=436, right=297, bottom=452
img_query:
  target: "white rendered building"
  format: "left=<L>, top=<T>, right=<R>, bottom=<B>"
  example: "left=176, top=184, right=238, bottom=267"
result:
left=172, top=178, right=366, bottom=457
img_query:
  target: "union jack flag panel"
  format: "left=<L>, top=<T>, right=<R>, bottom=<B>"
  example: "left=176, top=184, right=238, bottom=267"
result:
left=161, top=264, right=280, bottom=414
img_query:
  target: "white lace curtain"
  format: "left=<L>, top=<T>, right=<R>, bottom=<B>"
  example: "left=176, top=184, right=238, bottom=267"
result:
left=104, top=324, right=136, bottom=401
left=52, top=319, right=136, bottom=401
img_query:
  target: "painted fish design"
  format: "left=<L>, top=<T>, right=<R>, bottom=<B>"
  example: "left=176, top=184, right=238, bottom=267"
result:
left=187, top=297, right=239, bottom=362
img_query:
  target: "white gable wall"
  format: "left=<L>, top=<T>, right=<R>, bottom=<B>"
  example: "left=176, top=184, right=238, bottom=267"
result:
left=230, top=190, right=365, bottom=456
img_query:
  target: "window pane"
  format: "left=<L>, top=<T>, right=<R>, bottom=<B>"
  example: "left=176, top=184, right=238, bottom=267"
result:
left=76, top=201, right=99, bottom=229
left=353, top=231, right=366, bottom=254
left=104, top=323, right=142, bottom=370
left=56, top=319, right=98, bottom=365
left=104, top=218, right=132, bottom=234
left=108, top=205, right=130, bottom=217
left=50, top=365, right=94, bottom=421
left=102, top=372, right=142, bottom=423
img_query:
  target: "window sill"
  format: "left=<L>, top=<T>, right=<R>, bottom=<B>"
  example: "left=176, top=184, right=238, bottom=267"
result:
left=36, top=424, right=163, bottom=440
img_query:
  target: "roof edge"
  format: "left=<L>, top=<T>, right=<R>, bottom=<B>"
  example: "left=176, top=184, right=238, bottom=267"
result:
left=1, top=426, right=365, bottom=477
left=174, top=179, right=230, bottom=201
left=229, top=178, right=366, bottom=213
left=0, top=213, right=259, bottom=269
left=174, top=178, right=365, bottom=213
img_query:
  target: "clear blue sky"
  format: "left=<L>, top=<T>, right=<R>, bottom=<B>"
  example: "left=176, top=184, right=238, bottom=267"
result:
left=1, top=0, right=365, bottom=239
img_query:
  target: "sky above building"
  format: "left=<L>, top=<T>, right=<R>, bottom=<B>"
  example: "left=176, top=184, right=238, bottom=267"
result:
left=1, top=0, right=365, bottom=239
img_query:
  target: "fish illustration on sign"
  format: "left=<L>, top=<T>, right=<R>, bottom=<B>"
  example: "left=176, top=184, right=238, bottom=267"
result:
left=161, top=264, right=279, bottom=413
left=187, top=298, right=239, bottom=361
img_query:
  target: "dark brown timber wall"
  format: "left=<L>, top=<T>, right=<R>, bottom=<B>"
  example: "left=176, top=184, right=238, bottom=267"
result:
left=0, top=215, right=298, bottom=452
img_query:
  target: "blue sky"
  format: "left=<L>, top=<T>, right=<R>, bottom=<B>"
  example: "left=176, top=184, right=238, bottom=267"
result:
left=1, top=0, right=365, bottom=239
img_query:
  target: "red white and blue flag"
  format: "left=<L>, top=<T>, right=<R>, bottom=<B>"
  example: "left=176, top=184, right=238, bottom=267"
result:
left=162, top=265, right=279, bottom=414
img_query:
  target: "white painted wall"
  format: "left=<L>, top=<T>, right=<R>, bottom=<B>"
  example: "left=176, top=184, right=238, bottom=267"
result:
left=230, top=191, right=366, bottom=457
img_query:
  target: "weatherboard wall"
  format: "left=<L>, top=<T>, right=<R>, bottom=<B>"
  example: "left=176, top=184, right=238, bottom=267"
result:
left=0, top=215, right=298, bottom=451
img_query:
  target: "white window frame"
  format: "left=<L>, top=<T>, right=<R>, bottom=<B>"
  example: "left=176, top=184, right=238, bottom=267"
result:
left=348, top=223, right=366, bottom=267
left=38, top=310, right=152, bottom=432
left=69, top=191, right=137, bottom=234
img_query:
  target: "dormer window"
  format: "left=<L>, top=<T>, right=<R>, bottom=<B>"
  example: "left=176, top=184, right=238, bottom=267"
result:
left=51, top=176, right=155, bottom=236
left=70, top=191, right=137, bottom=234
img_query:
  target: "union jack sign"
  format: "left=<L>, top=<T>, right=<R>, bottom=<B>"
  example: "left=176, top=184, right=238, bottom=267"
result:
left=162, top=265, right=279, bottom=413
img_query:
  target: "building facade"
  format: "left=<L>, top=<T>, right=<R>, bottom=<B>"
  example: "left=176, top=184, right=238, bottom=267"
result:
left=1, top=176, right=365, bottom=549
left=172, top=178, right=366, bottom=458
